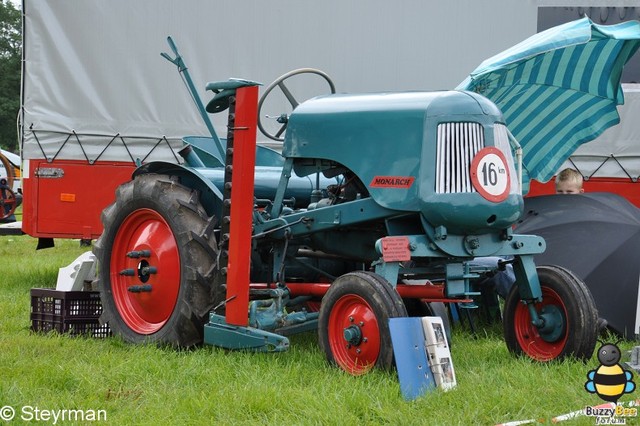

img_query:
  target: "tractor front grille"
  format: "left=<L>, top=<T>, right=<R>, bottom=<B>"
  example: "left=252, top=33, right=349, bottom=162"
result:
left=435, top=122, right=484, bottom=194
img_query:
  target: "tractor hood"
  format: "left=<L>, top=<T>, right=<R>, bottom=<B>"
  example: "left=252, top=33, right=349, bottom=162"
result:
left=284, top=91, right=523, bottom=234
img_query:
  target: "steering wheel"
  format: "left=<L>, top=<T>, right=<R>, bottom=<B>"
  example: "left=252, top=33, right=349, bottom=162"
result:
left=0, top=183, right=17, bottom=220
left=258, top=68, right=336, bottom=141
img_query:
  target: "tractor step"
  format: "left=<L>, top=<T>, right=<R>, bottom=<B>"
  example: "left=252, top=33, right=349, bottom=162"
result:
left=203, top=313, right=290, bottom=352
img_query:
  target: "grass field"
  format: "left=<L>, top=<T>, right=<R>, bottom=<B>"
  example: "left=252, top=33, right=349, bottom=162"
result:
left=0, top=233, right=638, bottom=425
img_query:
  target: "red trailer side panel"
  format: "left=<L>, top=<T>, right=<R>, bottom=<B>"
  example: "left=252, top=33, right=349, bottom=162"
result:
left=22, top=159, right=135, bottom=239
left=528, top=178, right=640, bottom=208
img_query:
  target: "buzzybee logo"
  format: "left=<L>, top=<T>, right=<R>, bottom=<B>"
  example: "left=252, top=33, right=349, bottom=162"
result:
left=585, top=341, right=635, bottom=403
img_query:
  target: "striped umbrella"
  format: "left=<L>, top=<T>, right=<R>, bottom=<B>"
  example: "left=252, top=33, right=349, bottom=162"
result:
left=457, top=17, right=640, bottom=189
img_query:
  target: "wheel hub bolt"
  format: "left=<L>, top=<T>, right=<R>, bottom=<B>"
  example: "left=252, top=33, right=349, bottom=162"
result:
left=343, top=325, right=362, bottom=345
left=128, top=284, right=153, bottom=293
left=140, top=266, right=157, bottom=275
left=127, top=250, right=151, bottom=258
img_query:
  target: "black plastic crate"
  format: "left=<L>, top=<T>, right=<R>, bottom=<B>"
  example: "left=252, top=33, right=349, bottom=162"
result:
left=30, top=288, right=111, bottom=338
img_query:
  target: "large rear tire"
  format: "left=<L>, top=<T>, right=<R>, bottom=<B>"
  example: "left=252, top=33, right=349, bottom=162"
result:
left=319, top=271, right=407, bottom=375
left=93, top=174, right=221, bottom=347
left=503, top=265, right=598, bottom=361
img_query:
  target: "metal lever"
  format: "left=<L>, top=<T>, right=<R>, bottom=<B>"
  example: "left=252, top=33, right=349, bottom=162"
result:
left=160, top=36, right=225, bottom=159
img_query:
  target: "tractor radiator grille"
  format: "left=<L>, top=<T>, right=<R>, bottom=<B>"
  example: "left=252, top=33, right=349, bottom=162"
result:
left=435, top=122, right=484, bottom=194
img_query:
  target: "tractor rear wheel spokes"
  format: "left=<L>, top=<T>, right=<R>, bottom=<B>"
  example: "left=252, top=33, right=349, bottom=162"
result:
left=93, top=174, right=221, bottom=347
left=0, top=186, right=17, bottom=220
left=319, top=271, right=407, bottom=375
left=503, top=265, right=598, bottom=362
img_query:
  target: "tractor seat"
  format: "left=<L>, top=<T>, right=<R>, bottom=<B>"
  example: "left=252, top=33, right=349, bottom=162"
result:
left=205, top=78, right=261, bottom=113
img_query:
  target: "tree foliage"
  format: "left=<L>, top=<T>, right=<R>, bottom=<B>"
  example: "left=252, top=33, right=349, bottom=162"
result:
left=0, top=0, right=20, bottom=153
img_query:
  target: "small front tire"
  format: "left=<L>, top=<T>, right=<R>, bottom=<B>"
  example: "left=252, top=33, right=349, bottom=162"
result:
left=503, top=265, right=598, bottom=361
left=319, top=271, right=407, bottom=375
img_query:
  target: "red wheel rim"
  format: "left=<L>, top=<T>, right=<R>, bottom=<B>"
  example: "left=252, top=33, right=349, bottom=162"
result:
left=0, top=188, right=16, bottom=219
left=327, top=294, right=381, bottom=375
left=110, top=208, right=180, bottom=334
left=512, top=287, right=568, bottom=361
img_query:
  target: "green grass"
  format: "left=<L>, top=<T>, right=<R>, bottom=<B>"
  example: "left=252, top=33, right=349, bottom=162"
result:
left=0, top=235, right=637, bottom=425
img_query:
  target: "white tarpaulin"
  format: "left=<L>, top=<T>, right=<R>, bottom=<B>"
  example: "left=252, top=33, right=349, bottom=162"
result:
left=22, top=1, right=209, bottom=162
left=21, top=0, right=638, bottom=178
left=21, top=0, right=539, bottom=163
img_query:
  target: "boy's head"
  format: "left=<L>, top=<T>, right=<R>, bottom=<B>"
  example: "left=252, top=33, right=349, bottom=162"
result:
left=555, top=168, right=584, bottom=194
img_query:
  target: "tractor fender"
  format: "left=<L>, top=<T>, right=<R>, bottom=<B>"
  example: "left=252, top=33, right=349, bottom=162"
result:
left=133, top=161, right=224, bottom=218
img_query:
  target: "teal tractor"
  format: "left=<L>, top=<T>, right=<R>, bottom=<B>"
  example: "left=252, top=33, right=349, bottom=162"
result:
left=93, top=39, right=598, bottom=375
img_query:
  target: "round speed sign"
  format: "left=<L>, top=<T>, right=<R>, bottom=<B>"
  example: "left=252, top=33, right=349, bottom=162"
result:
left=470, top=147, right=511, bottom=202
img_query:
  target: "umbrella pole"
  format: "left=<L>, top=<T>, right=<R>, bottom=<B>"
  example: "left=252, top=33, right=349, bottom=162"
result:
left=507, top=128, right=523, bottom=193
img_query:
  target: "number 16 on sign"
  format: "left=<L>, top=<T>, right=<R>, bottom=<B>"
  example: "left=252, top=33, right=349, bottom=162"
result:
left=470, top=147, right=511, bottom=203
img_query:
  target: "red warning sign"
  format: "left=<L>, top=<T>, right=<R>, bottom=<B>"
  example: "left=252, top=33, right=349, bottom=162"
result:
left=381, top=236, right=411, bottom=262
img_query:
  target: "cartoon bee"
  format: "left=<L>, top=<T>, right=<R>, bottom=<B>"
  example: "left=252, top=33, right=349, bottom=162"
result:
left=585, top=341, right=635, bottom=403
